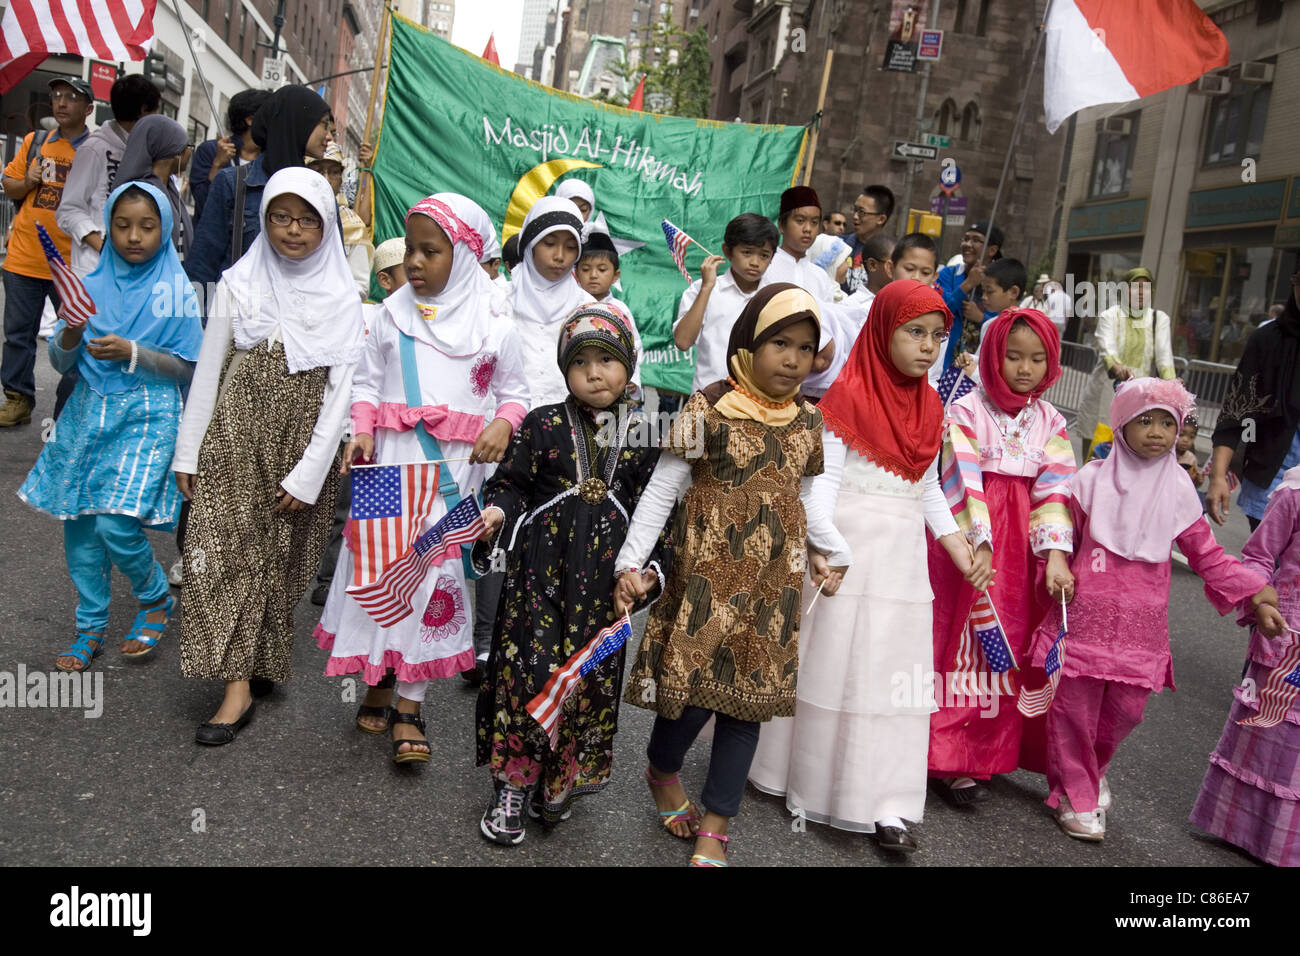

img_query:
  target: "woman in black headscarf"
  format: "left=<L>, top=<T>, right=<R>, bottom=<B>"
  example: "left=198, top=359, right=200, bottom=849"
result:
left=1207, top=267, right=1300, bottom=530
left=113, top=114, right=193, bottom=258
left=250, top=85, right=334, bottom=175
left=185, top=85, right=332, bottom=290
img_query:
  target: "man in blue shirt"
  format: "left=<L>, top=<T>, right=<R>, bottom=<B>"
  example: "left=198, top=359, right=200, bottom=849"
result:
left=935, top=219, right=1003, bottom=371
left=189, top=89, right=267, bottom=224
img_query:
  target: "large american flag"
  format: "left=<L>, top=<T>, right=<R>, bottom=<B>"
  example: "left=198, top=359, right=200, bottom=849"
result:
left=1018, top=623, right=1066, bottom=718
left=347, top=462, right=441, bottom=587
left=347, top=494, right=485, bottom=627
left=36, top=223, right=97, bottom=331
left=0, top=0, right=157, bottom=93
left=1238, top=639, right=1300, bottom=730
left=526, top=614, right=633, bottom=747
left=661, top=219, right=695, bottom=283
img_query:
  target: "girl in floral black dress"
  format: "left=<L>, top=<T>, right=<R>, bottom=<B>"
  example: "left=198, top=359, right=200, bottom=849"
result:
left=473, top=304, right=669, bottom=845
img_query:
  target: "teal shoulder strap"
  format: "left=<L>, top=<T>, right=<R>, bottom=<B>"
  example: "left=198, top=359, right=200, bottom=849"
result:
left=397, top=328, right=461, bottom=506
left=396, top=328, right=480, bottom=578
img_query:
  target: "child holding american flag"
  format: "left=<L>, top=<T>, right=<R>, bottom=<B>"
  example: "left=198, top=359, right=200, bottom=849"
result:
left=19, top=181, right=203, bottom=673
left=314, top=193, right=529, bottom=764
left=473, top=304, right=667, bottom=845
left=1191, top=460, right=1300, bottom=866
left=1032, top=378, right=1285, bottom=842
left=927, top=309, right=1078, bottom=807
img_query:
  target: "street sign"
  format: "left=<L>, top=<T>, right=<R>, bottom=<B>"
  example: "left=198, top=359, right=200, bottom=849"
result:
left=918, top=29, right=944, bottom=60
left=939, top=161, right=961, bottom=189
left=261, top=55, right=285, bottom=91
left=945, top=195, right=967, bottom=227
left=893, top=141, right=938, bottom=161
left=922, top=133, right=950, bottom=148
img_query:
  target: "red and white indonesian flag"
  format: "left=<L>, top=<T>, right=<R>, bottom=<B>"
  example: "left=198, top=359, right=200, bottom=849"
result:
left=1043, top=0, right=1229, bottom=134
left=0, top=0, right=157, bottom=94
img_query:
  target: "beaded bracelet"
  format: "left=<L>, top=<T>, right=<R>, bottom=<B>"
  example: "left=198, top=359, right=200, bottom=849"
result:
left=127, top=340, right=138, bottom=375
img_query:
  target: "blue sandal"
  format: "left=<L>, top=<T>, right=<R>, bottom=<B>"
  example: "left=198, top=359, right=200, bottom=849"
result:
left=56, top=630, right=105, bottom=672
left=122, top=594, right=175, bottom=659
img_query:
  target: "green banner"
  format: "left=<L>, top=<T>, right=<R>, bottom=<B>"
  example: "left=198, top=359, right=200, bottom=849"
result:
left=371, top=14, right=807, bottom=395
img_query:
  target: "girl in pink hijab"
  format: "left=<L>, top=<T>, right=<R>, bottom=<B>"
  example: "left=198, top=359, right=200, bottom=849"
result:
left=1030, top=377, right=1285, bottom=842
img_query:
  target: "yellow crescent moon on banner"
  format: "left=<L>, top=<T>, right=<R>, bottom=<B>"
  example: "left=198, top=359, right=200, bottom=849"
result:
left=501, top=158, right=603, bottom=242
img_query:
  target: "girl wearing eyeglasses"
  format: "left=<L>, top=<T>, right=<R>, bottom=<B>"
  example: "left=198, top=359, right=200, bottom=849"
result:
left=172, top=167, right=365, bottom=747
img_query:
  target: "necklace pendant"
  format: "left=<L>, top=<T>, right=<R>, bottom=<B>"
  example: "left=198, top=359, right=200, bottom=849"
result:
left=579, top=477, right=608, bottom=505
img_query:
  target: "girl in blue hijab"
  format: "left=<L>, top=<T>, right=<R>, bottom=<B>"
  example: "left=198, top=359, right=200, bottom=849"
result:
left=19, top=180, right=204, bottom=673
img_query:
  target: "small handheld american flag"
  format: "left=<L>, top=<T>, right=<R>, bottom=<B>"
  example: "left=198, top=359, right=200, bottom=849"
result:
left=936, top=364, right=975, bottom=410
left=661, top=219, right=696, bottom=283
left=526, top=614, right=633, bottom=747
left=971, top=591, right=1017, bottom=674
left=1237, top=636, right=1300, bottom=729
left=347, top=462, right=441, bottom=587
left=36, top=223, right=97, bottom=333
left=347, top=495, right=486, bottom=627
left=1018, top=626, right=1066, bottom=717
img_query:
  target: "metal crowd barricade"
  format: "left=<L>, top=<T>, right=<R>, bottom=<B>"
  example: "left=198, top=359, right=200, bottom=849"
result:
left=1043, top=341, right=1099, bottom=427
left=1181, top=359, right=1238, bottom=436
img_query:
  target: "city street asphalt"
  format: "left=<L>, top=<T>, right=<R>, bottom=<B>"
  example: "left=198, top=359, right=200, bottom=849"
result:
left=0, top=347, right=1271, bottom=868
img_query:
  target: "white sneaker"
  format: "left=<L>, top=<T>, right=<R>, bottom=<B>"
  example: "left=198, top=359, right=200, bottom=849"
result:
left=1056, top=799, right=1105, bottom=841
left=168, top=559, right=184, bottom=587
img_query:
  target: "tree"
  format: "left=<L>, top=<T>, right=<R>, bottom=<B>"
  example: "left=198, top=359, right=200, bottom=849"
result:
left=611, top=14, right=712, bottom=118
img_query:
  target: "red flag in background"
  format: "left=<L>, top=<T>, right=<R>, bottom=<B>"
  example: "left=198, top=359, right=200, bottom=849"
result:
left=482, top=33, right=500, bottom=65
left=627, top=74, right=645, bottom=111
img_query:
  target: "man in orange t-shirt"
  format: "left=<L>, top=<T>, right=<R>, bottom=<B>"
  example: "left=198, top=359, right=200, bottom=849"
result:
left=0, top=76, right=93, bottom=426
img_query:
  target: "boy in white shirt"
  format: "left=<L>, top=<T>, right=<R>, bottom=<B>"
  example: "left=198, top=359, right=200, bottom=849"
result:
left=671, top=213, right=779, bottom=393
left=575, top=230, right=644, bottom=399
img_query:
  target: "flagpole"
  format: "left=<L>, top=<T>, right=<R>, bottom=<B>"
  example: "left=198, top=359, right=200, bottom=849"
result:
left=351, top=456, right=476, bottom=469
left=362, top=5, right=391, bottom=147
left=168, top=0, right=225, bottom=137
left=975, top=1, right=1052, bottom=272
left=800, top=48, right=834, bottom=187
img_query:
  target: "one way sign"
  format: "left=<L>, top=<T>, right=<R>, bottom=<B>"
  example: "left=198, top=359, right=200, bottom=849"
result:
left=893, top=141, right=939, bottom=161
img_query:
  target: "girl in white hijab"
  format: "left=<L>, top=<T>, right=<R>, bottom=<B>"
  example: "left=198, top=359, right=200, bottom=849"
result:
left=507, top=196, right=593, bottom=407
left=173, top=167, right=365, bottom=746
left=317, top=192, right=531, bottom=766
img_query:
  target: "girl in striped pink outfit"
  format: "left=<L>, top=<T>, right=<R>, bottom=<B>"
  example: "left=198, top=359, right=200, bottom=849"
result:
left=926, top=309, right=1077, bottom=807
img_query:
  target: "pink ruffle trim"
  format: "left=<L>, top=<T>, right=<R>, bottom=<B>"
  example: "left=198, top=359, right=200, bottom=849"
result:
left=1208, top=752, right=1300, bottom=800
left=314, top=625, right=476, bottom=683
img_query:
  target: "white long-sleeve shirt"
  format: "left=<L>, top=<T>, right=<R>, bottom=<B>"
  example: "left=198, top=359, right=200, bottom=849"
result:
left=171, top=278, right=355, bottom=504
left=672, top=270, right=765, bottom=393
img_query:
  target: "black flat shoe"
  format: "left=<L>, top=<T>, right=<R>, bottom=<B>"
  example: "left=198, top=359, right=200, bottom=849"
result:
left=929, top=777, right=991, bottom=808
left=460, top=664, right=482, bottom=686
left=874, top=825, right=918, bottom=854
left=390, top=711, right=431, bottom=764
left=195, top=701, right=254, bottom=746
left=310, top=583, right=330, bottom=606
left=249, top=678, right=275, bottom=698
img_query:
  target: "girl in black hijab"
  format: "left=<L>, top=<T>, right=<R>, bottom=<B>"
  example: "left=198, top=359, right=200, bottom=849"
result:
left=251, top=85, right=333, bottom=174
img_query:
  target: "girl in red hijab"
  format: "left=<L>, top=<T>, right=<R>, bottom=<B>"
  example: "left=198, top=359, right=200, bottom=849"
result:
left=749, top=280, right=975, bottom=854
left=926, top=309, right=1078, bottom=807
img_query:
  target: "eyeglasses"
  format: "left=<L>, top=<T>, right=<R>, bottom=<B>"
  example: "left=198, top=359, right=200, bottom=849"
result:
left=267, top=211, right=323, bottom=230
left=50, top=90, right=86, bottom=103
left=852, top=206, right=881, bottom=219
left=900, top=326, right=949, bottom=344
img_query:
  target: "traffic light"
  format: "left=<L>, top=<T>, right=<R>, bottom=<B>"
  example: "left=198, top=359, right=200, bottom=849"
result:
left=143, top=51, right=166, bottom=91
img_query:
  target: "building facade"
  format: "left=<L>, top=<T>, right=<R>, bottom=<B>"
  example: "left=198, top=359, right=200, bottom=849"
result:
left=517, top=0, right=553, bottom=77
left=699, top=0, right=1067, bottom=271
left=550, top=0, right=692, bottom=95
left=1054, top=0, right=1298, bottom=360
